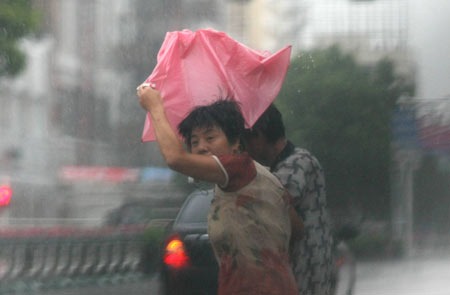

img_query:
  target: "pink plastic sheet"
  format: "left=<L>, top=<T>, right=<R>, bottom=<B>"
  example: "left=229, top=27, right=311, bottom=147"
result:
left=140, top=29, right=291, bottom=142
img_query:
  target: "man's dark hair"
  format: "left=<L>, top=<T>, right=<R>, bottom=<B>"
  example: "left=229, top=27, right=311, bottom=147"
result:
left=178, top=99, right=245, bottom=147
left=246, top=104, right=285, bottom=143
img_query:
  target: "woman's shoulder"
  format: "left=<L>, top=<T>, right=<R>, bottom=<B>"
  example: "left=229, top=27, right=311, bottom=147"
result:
left=214, top=153, right=257, bottom=192
left=253, top=161, right=284, bottom=190
left=254, top=160, right=276, bottom=178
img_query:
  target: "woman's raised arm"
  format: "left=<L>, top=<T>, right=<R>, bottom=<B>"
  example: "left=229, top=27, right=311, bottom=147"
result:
left=137, top=85, right=226, bottom=184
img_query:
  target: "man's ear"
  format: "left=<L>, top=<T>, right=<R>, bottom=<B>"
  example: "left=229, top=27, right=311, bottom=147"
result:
left=232, top=141, right=241, bottom=154
left=254, top=128, right=269, bottom=143
left=237, top=142, right=244, bottom=153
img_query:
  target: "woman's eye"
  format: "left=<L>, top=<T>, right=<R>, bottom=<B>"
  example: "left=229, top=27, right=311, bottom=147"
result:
left=191, top=140, right=198, bottom=147
left=207, top=136, right=215, bottom=141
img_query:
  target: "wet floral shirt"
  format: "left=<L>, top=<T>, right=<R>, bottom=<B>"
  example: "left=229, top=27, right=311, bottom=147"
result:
left=208, top=153, right=298, bottom=295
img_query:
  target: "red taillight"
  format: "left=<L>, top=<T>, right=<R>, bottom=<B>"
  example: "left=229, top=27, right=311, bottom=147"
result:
left=163, top=237, right=190, bottom=268
left=0, top=185, right=12, bottom=206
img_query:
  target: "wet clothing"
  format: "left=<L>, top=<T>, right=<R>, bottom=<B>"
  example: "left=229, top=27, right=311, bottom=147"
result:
left=271, top=141, right=334, bottom=295
left=208, top=153, right=298, bottom=295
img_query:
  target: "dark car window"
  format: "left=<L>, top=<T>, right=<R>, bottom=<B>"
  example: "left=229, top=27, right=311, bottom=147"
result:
left=120, top=205, right=152, bottom=225
left=176, top=189, right=214, bottom=224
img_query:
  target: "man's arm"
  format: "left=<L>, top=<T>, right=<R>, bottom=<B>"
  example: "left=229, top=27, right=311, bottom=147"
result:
left=289, top=206, right=305, bottom=241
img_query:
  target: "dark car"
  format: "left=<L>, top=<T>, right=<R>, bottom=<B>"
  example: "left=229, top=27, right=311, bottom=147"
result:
left=103, top=198, right=181, bottom=227
left=159, top=188, right=218, bottom=295
left=159, top=188, right=356, bottom=295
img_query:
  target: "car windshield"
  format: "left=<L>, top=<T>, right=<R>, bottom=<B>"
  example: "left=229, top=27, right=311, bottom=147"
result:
left=176, top=189, right=214, bottom=224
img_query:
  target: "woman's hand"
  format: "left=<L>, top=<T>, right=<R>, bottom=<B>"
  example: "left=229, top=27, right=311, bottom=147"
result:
left=137, top=83, right=162, bottom=113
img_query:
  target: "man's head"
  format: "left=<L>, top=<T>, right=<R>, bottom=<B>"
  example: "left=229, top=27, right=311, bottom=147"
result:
left=243, top=104, right=287, bottom=165
left=178, top=99, right=245, bottom=155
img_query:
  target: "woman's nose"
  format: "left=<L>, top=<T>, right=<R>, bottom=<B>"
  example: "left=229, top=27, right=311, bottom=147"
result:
left=195, top=140, right=210, bottom=155
left=197, top=145, right=209, bottom=155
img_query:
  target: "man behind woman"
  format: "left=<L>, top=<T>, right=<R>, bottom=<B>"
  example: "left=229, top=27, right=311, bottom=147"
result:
left=137, top=84, right=304, bottom=295
left=243, top=104, right=335, bottom=295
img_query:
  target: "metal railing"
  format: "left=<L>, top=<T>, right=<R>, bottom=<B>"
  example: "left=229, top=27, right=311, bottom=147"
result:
left=0, top=225, right=147, bottom=294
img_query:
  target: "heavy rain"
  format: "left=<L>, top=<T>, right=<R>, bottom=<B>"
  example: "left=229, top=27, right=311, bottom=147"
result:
left=1, top=0, right=450, bottom=294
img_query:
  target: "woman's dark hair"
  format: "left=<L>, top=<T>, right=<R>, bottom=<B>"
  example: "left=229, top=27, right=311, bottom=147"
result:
left=178, top=99, right=245, bottom=147
left=245, top=104, right=285, bottom=143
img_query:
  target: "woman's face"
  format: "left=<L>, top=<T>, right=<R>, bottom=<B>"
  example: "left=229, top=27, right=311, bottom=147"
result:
left=190, top=126, right=239, bottom=156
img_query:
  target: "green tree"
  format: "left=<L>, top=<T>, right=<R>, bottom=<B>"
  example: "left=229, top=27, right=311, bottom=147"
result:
left=277, top=46, right=414, bottom=219
left=0, top=0, right=39, bottom=76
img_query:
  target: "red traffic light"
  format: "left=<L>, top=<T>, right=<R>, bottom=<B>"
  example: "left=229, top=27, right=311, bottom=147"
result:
left=0, top=185, right=12, bottom=206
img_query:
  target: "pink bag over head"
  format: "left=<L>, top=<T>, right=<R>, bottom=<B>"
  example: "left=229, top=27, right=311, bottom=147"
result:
left=140, top=29, right=291, bottom=142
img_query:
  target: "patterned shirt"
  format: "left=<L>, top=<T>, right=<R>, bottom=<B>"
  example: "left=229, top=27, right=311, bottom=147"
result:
left=271, top=142, right=334, bottom=295
left=208, top=153, right=298, bottom=295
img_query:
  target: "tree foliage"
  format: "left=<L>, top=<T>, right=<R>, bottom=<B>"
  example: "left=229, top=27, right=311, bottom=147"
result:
left=277, top=46, right=414, bottom=218
left=0, top=0, right=39, bottom=76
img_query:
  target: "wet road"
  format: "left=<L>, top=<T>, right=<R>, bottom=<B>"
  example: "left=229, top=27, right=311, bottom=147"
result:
left=355, top=254, right=450, bottom=295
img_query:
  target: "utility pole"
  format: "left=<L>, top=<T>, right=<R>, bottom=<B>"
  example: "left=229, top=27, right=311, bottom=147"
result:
left=391, top=99, right=422, bottom=257
left=391, top=149, right=421, bottom=257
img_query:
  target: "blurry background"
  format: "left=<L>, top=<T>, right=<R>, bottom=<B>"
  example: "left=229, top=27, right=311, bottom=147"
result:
left=0, top=0, right=450, bottom=293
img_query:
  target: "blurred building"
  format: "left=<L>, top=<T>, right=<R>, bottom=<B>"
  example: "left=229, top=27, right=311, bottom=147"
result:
left=224, top=0, right=308, bottom=51
left=27, top=0, right=226, bottom=169
left=300, top=0, right=411, bottom=71
left=226, top=0, right=412, bottom=76
left=0, top=37, right=58, bottom=226
left=0, top=0, right=225, bottom=227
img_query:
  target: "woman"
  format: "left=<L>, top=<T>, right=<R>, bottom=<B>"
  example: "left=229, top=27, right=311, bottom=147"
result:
left=137, top=84, right=304, bottom=295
